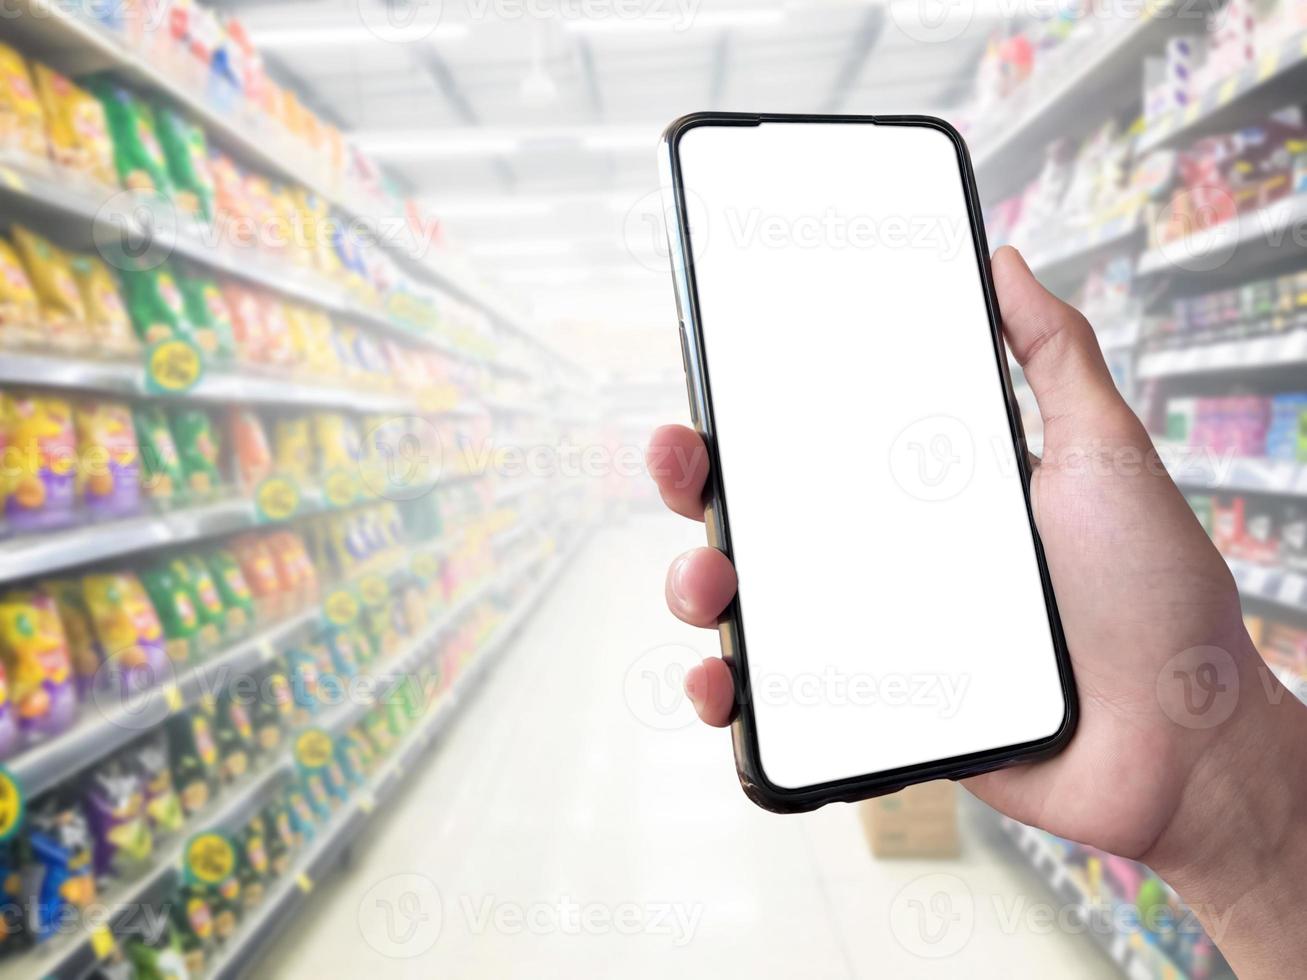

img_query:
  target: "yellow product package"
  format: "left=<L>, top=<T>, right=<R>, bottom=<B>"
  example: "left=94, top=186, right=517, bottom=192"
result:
left=273, top=416, right=313, bottom=483
left=33, top=65, right=117, bottom=187
left=69, top=255, right=139, bottom=357
left=11, top=227, right=89, bottom=350
left=302, top=310, right=341, bottom=378
left=0, top=237, right=41, bottom=344
left=0, top=43, right=46, bottom=160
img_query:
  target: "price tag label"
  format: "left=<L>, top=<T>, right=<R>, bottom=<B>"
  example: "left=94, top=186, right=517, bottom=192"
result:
left=90, top=923, right=116, bottom=959
left=358, top=791, right=376, bottom=814
left=359, top=575, right=390, bottom=608
left=296, top=872, right=313, bottom=894
left=0, top=768, right=24, bottom=842
left=1182, top=103, right=1200, bottom=125
left=145, top=338, right=204, bottom=395
left=0, top=167, right=26, bottom=192
left=162, top=683, right=183, bottom=713
left=294, top=728, right=334, bottom=772
left=184, top=832, right=236, bottom=886
left=1217, top=76, right=1239, bottom=105
left=259, top=638, right=277, bottom=664
left=324, top=468, right=359, bottom=509
left=1258, top=52, right=1279, bottom=81
left=323, top=589, right=360, bottom=627
left=255, top=476, right=301, bottom=523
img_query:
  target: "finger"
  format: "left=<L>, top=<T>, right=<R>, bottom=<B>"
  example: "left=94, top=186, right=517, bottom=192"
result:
left=646, top=425, right=710, bottom=522
left=685, top=658, right=735, bottom=728
left=665, top=547, right=737, bottom=628
left=992, top=246, right=1125, bottom=430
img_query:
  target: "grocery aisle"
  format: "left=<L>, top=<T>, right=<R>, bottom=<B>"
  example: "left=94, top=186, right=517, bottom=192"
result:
left=259, top=513, right=1116, bottom=980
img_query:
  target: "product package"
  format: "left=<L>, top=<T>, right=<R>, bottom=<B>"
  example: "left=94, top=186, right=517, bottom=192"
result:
left=33, top=65, right=117, bottom=186
left=129, top=731, right=186, bottom=836
left=11, top=226, right=89, bottom=351
left=0, top=43, right=46, bottom=160
left=22, top=796, right=96, bottom=943
left=82, top=572, right=170, bottom=697
left=165, top=705, right=219, bottom=817
left=205, top=549, right=255, bottom=633
left=132, top=404, right=186, bottom=507
left=43, top=577, right=102, bottom=699
left=0, top=237, right=41, bottom=345
left=0, top=589, right=76, bottom=743
left=171, top=409, right=222, bottom=497
left=121, top=262, right=194, bottom=346
left=83, top=758, right=154, bottom=881
left=229, top=408, right=273, bottom=489
left=177, top=271, right=236, bottom=362
left=75, top=400, right=142, bottom=520
left=155, top=107, right=215, bottom=220
left=89, top=80, right=172, bottom=195
left=69, top=256, right=140, bottom=357
left=2, top=393, right=77, bottom=531
left=139, top=563, right=201, bottom=665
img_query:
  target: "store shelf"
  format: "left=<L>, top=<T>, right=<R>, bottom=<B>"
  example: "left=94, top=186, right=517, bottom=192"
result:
left=204, top=537, right=584, bottom=980
left=1135, top=192, right=1307, bottom=283
left=1163, top=446, right=1307, bottom=496
left=1137, top=329, right=1307, bottom=378
left=971, top=1, right=1205, bottom=200
left=997, top=817, right=1206, bottom=980
left=1137, top=28, right=1307, bottom=154
left=1025, top=212, right=1143, bottom=288
left=1226, top=555, right=1307, bottom=613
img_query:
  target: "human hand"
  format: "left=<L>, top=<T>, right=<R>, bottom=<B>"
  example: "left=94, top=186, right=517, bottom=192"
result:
left=646, top=246, right=1307, bottom=978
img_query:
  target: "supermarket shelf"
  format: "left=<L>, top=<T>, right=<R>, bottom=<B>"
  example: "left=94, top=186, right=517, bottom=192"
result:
left=0, top=348, right=446, bottom=415
left=1024, top=212, right=1143, bottom=287
left=0, top=497, right=252, bottom=585
left=1162, top=446, right=1307, bottom=496
left=971, top=2, right=1205, bottom=199
left=1137, top=28, right=1307, bottom=154
left=1136, top=330, right=1307, bottom=378
left=1227, top=555, right=1307, bottom=613
left=1134, top=192, right=1307, bottom=283
left=8, top=605, right=320, bottom=799
left=0, top=760, right=291, bottom=980
left=997, top=817, right=1211, bottom=980
left=206, top=536, right=584, bottom=980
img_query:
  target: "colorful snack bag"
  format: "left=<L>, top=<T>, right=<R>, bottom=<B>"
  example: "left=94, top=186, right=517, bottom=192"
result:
left=0, top=590, right=75, bottom=743
left=0, top=43, right=45, bottom=159
left=236, top=816, right=269, bottom=911
left=155, top=107, right=214, bottom=219
left=82, top=572, right=170, bottom=697
left=165, top=706, right=218, bottom=816
left=24, top=797, right=96, bottom=943
left=221, top=281, right=267, bottom=362
left=139, top=563, right=200, bottom=665
left=0, top=237, right=42, bottom=345
left=69, top=255, right=139, bottom=356
left=312, top=412, right=360, bottom=472
left=273, top=416, right=312, bottom=483
left=0, top=661, right=16, bottom=760
left=128, top=731, right=185, bottom=835
left=262, top=799, right=296, bottom=876
left=179, top=555, right=226, bottom=645
left=11, top=227, right=89, bottom=350
left=32, top=65, right=116, bottom=186
left=230, top=534, right=283, bottom=619
left=301, top=309, right=341, bottom=377
left=75, top=400, right=141, bottom=519
left=132, top=404, right=186, bottom=507
left=121, top=262, right=193, bottom=345
left=209, top=153, right=256, bottom=248
left=251, top=668, right=291, bottom=756
left=170, top=409, right=221, bottom=497
left=83, top=758, right=153, bottom=881
left=177, top=272, right=235, bottom=362
left=268, top=531, right=317, bottom=604
left=229, top=408, right=272, bottom=489
left=3, top=393, right=77, bottom=531
left=215, top=692, right=254, bottom=784
left=172, top=884, right=215, bottom=977
left=256, top=294, right=295, bottom=366
left=42, top=578, right=102, bottom=699
left=88, top=80, right=171, bottom=195
left=205, top=549, right=255, bottom=632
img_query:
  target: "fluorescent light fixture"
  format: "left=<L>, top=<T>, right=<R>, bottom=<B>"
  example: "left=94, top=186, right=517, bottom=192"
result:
left=469, top=240, right=577, bottom=258
left=252, top=23, right=469, bottom=48
left=357, top=133, right=520, bottom=159
left=564, top=8, right=786, bottom=34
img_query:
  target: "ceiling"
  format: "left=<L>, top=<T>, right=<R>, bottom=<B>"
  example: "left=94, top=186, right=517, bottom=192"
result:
left=212, top=0, right=1000, bottom=372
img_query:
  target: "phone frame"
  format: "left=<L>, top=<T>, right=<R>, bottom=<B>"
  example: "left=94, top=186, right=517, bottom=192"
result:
left=659, top=111, right=1079, bottom=813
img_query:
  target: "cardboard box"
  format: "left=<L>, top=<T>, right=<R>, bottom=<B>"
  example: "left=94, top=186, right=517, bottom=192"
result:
left=859, top=781, right=960, bottom=858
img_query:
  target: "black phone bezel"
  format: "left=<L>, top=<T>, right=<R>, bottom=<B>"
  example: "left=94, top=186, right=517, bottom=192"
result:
left=662, top=111, right=1079, bottom=814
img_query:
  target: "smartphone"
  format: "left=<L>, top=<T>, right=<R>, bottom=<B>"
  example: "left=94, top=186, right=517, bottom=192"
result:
left=659, top=113, right=1077, bottom=813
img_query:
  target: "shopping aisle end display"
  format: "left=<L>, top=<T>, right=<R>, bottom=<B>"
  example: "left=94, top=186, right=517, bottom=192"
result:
left=254, top=516, right=1116, bottom=980
left=0, top=2, right=597, bottom=977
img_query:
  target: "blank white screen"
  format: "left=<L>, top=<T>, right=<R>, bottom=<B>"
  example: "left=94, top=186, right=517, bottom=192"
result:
left=676, top=121, right=1067, bottom=790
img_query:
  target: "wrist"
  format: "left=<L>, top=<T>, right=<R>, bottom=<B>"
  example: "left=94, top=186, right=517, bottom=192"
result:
left=1145, top=632, right=1307, bottom=978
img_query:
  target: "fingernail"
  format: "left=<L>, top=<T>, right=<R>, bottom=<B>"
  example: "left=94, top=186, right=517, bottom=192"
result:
left=685, top=663, right=706, bottom=709
left=669, top=554, right=692, bottom=613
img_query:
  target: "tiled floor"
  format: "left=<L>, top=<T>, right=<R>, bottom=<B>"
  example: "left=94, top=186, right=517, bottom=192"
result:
left=260, top=514, right=1117, bottom=979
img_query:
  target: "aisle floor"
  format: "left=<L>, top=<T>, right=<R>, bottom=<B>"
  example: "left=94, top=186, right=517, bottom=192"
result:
left=260, top=514, right=1118, bottom=980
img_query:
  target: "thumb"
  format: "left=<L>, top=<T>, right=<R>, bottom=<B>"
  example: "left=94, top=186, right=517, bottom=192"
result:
left=993, top=246, right=1126, bottom=435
